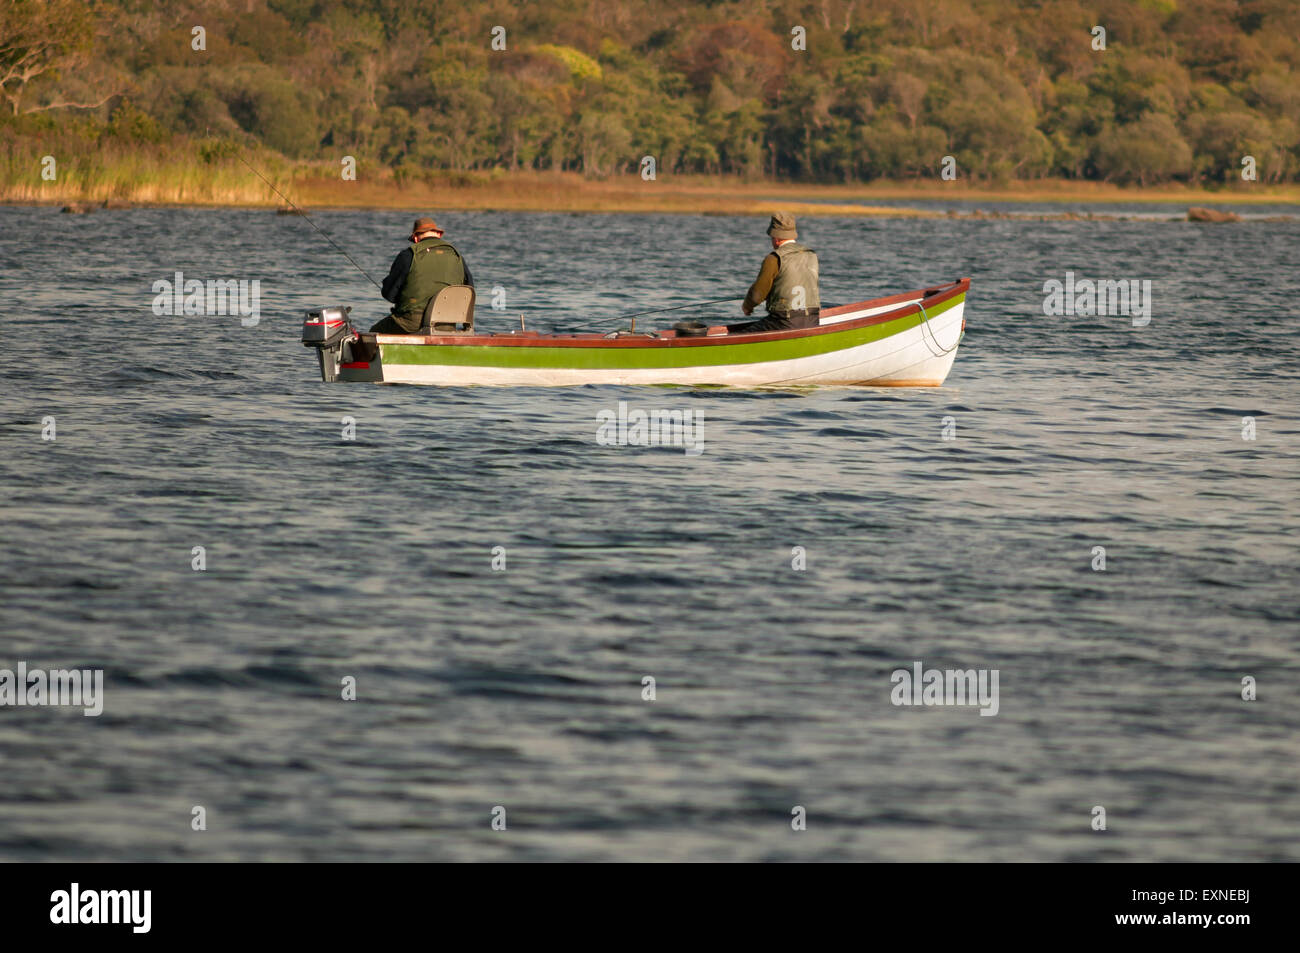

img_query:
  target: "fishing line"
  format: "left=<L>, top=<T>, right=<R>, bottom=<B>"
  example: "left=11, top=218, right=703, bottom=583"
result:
left=230, top=147, right=382, bottom=290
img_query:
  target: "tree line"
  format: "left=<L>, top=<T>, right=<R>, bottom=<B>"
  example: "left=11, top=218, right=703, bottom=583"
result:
left=3, top=0, right=1299, bottom=185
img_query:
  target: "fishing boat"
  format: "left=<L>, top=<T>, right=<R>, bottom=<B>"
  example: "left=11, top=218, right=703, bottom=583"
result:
left=301, top=277, right=970, bottom=387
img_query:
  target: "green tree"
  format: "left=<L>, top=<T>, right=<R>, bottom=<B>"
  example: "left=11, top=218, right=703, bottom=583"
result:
left=0, top=0, right=110, bottom=114
left=1093, top=112, right=1192, bottom=185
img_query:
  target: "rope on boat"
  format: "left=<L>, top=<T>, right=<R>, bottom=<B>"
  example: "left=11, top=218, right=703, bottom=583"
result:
left=917, top=300, right=963, bottom=356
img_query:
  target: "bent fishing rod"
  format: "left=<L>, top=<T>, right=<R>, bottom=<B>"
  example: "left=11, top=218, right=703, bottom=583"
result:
left=229, top=144, right=382, bottom=291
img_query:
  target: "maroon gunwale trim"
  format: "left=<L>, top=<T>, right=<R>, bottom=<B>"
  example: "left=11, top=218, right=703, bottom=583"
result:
left=369, top=277, right=970, bottom=350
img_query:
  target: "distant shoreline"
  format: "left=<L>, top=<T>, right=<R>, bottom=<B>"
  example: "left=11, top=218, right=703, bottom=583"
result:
left=5, top=170, right=1298, bottom=217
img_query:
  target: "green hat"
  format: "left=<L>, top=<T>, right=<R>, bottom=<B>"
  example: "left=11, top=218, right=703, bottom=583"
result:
left=766, top=211, right=797, bottom=239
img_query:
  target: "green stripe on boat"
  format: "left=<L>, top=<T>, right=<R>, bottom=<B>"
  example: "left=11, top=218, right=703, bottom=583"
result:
left=381, top=293, right=963, bottom=370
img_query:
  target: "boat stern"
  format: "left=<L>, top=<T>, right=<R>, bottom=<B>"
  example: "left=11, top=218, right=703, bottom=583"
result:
left=302, top=306, right=383, bottom=382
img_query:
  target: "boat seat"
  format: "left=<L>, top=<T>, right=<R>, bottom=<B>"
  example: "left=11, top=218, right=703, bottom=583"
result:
left=420, top=285, right=475, bottom=334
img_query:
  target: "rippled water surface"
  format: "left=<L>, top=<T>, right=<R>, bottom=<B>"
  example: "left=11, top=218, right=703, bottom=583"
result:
left=1, top=205, right=1297, bottom=861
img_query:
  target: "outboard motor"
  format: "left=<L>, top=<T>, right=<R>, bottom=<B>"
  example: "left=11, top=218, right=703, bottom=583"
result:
left=302, top=306, right=355, bottom=381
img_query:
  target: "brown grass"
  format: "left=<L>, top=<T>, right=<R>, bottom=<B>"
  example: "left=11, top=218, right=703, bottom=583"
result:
left=5, top=164, right=1298, bottom=214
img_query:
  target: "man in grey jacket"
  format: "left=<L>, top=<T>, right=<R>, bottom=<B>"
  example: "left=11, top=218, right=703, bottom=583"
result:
left=727, top=212, right=821, bottom=334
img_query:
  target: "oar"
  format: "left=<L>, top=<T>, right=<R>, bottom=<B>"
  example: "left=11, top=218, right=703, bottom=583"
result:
left=560, top=296, right=742, bottom=333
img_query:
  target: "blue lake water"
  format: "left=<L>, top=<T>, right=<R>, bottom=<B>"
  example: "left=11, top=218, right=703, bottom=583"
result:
left=0, top=205, right=1297, bottom=861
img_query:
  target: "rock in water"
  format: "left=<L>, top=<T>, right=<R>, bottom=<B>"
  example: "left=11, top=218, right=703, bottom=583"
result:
left=1187, top=206, right=1241, bottom=223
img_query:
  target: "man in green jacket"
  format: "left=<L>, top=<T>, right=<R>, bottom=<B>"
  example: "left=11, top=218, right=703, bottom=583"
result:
left=727, top=212, right=821, bottom=333
left=370, top=216, right=475, bottom=333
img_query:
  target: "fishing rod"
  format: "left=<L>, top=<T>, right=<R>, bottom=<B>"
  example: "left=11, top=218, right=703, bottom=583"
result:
left=229, top=145, right=382, bottom=291
left=227, top=134, right=736, bottom=328
left=561, top=296, right=742, bottom=332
